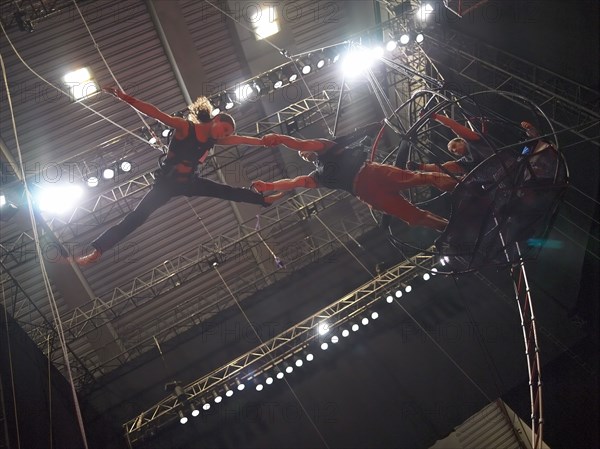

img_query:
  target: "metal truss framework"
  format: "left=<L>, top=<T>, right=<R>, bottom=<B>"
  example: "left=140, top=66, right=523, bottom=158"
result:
left=123, top=250, right=436, bottom=445
left=425, top=27, right=600, bottom=148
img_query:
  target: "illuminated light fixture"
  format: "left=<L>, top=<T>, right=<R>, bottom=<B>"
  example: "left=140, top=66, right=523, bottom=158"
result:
left=276, top=370, right=285, bottom=380
left=202, top=398, right=211, bottom=411
left=225, top=387, right=234, bottom=398
left=405, top=285, right=412, bottom=293
left=190, top=403, right=200, bottom=418
left=341, top=329, right=350, bottom=337
left=236, top=380, right=245, bottom=391
left=331, top=336, right=339, bottom=344
left=255, top=382, right=264, bottom=392
left=214, top=393, right=223, bottom=404
left=386, top=40, right=397, bottom=51
left=341, top=46, right=378, bottom=78
left=320, top=342, right=329, bottom=350
left=178, top=410, right=188, bottom=425
left=431, top=268, right=438, bottom=275
left=361, top=317, right=369, bottom=326
left=265, top=376, right=274, bottom=385
left=285, top=364, right=294, bottom=374
left=399, top=33, right=410, bottom=45
left=37, top=185, right=83, bottom=214
left=317, top=322, right=330, bottom=335
left=283, top=65, right=299, bottom=83
left=102, top=168, right=115, bottom=179
left=295, top=359, right=303, bottom=367
left=162, top=128, right=172, bottom=138
left=119, top=161, right=132, bottom=172
left=86, top=176, right=99, bottom=188
left=269, top=71, right=284, bottom=89
left=373, top=46, right=384, bottom=58
left=315, top=52, right=326, bottom=69
left=235, top=83, right=257, bottom=102
left=415, top=32, right=424, bottom=44
left=299, top=59, right=312, bottom=75
left=250, top=6, right=280, bottom=40
left=351, top=323, right=359, bottom=332
left=211, top=107, right=221, bottom=116
left=371, top=312, right=379, bottom=320
left=306, top=353, right=314, bottom=362
left=63, top=67, right=99, bottom=101
left=324, top=45, right=343, bottom=65
left=395, top=289, right=403, bottom=298
left=217, top=93, right=234, bottom=111
left=417, top=3, right=434, bottom=21
left=386, top=294, right=394, bottom=303
left=0, top=195, right=5, bottom=207
left=253, top=78, right=268, bottom=95
left=423, top=273, right=431, bottom=281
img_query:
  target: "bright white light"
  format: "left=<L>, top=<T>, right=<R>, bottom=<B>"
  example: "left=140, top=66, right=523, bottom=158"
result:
left=180, top=415, right=188, bottom=425
left=386, top=40, right=397, bottom=51
left=103, top=168, right=115, bottom=179
left=352, top=323, right=359, bottom=332
left=289, top=73, right=298, bottom=83
left=37, top=185, right=83, bottom=214
left=120, top=161, right=132, bottom=172
left=371, top=312, right=379, bottom=320
left=86, top=176, right=98, bottom=188
left=331, top=336, right=339, bottom=344
left=316, top=58, right=326, bottom=69
left=214, top=395, right=222, bottom=403
left=162, top=128, right=171, bottom=137
left=276, top=371, right=284, bottom=379
left=250, top=7, right=280, bottom=40
left=149, top=136, right=157, bottom=145
left=191, top=408, right=200, bottom=417
left=225, top=389, right=234, bottom=397
left=295, top=359, right=303, bottom=367
left=285, top=365, right=294, bottom=374
left=415, top=33, right=424, bottom=43
left=405, top=285, right=412, bottom=293
left=225, top=98, right=234, bottom=110
left=395, top=290, right=403, bottom=298
left=386, top=295, right=394, bottom=303
left=63, top=67, right=99, bottom=101
left=417, top=3, right=434, bottom=21
left=237, top=383, right=245, bottom=391
left=266, top=377, right=274, bottom=385
left=318, top=322, right=330, bottom=335
left=342, top=329, right=350, bottom=337
left=306, top=353, right=314, bottom=361
left=423, top=273, right=431, bottom=281
left=203, top=402, right=211, bottom=411
left=341, top=47, right=377, bottom=78
left=235, top=84, right=257, bottom=102
left=361, top=317, right=369, bottom=326
left=321, top=342, right=329, bottom=350
left=444, top=256, right=450, bottom=263
left=211, top=107, right=221, bottom=116
left=440, top=257, right=446, bottom=266
left=373, top=46, right=384, bottom=58
left=431, top=268, right=438, bottom=275
left=0, top=195, right=5, bottom=207
left=399, top=34, right=410, bottom=45
left=301, top=64, right=312, bottom=75
left=256, top=384, right=263, bottom=391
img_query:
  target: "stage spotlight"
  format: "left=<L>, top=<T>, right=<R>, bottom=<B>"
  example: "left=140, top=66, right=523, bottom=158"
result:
left=283, top=66, right=299, bottom=83
left=395, top=289, right=403, bottom=298
left=236, top=380, right=245, bottom=391
left=190, top=403, right=200, bottom=417
left=178, top=410, right=188, bottom=425
left=315, top=52, right=326, bottom=69
left=342, top=329, right=350, bottom=337
left=162, top=128, right=172, bottom=138
left=423, top=273, right=431, bottom=281
left=331, top=336, right=339, bottom=344
left=386, top=294, right=394, bottom=303
left=255, top=382, right=264, bottom=391
left=320, top=342, right=329, bottom=350
left=351, top=323, right=359, bottom=332
left=103, top=168, right=115, bottom=179
left=318, top=322, right=330, bottom=335
left=299, top=59, right=312, bottom=75
left=276, top=370, right=285, bottom=380
left=119, top=161, right=132, bottom=172
left=431, top=268, right=438, bottom=275
left=266, top=376, right=274, bottom=385
left=202, top=399, right=211, bottom=411
left=361, top=317, right=369, bottom=326
left=37, top=185, right=83, bottom=214
left=235, top=83, right=257, bottom=102
left=285, top=364, right=294, bottom=374
left=399, top=33, right=410, bottom=45
left=214, top=392, right=222, bottom=404
left=86, top=176, right=99, bottom=188
left=386, top=40, right=397, bottom=51
left=269, top=71, right=284, bottom=89
left=371, top=312, right=379, bottom=320
left=211, top=106, right=221, bottom=116
left=415, top=32, right=424, bottom=43
left=295, top=359, right=303, bottom=367
left=306, top=353, right=314, bottom=362
left=225, top=387, right=234, bottom=398
left=405, top=285, right=412, bottom=293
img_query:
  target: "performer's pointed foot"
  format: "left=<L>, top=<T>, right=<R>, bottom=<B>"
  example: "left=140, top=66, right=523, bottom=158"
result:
left=76, top=249, right=102, bottom=266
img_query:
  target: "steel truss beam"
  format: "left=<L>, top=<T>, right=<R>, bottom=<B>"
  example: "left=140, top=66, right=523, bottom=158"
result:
left=123, top=250, right=436, bottom=444
left=425, top=28, right=600, bottom=148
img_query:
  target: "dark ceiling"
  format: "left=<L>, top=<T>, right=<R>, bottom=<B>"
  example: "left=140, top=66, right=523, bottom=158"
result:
left=1, top=1, right=598, bottom=449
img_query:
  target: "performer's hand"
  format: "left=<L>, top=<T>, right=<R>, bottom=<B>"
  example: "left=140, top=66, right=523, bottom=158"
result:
left=261, top=134, right=282, bottom=147
left=406, top=161, right=421, bottom=171
left=251, top=180, right=269, bottom=192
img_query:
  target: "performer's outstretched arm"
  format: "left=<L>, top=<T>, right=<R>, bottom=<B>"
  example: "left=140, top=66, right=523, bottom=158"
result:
left=103, top=87, right=188, bottom=134
left=262, top=134, right=335, bottom=152
left=218, top=135, right=266, bottom=146
left=432, top=113, right=480, bottom=141
left=252, top=175, right=318, bottom=192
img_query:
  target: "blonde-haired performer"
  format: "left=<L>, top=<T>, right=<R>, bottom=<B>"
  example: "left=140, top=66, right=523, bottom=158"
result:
left=77, top=88, right=278, bottom=265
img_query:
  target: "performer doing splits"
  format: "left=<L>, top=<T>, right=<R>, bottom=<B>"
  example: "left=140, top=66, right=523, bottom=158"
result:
left=77, top=88, right=279, bottom=266
left=253, top=124, right=458, bottom=231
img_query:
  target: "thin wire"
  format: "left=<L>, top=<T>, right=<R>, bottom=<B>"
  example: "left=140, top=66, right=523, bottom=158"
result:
left=47, top=335, right=53, bottom=449
left=313, top=215, right=373, bottom=276
left=212, top=266, right=330, bottom=449
left=0, top=22, right=151, bottom=147
left=1, top=270, right=21, bottom=449
left=203, top=0, right=333, bottom=136
left=71, top=0, right=165, bottom=150
left=0, top=47, right=90, bottom=449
